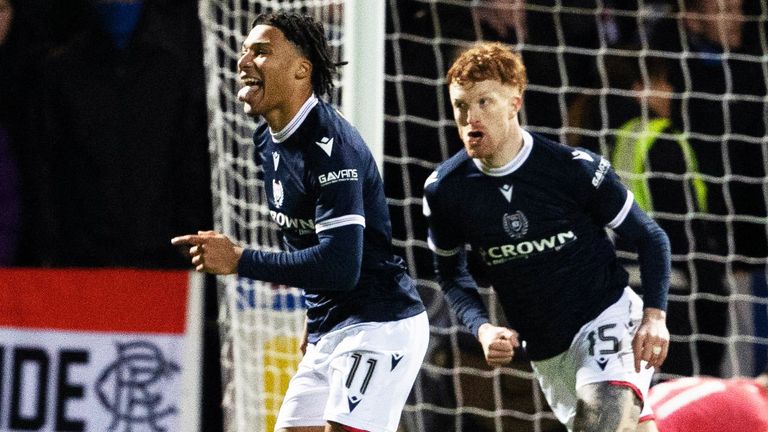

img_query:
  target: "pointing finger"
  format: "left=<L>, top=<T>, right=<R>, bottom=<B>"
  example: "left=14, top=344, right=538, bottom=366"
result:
left=171, top=235, right=206, bottom=246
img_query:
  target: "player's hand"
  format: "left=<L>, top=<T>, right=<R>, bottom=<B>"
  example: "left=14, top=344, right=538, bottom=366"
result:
left=477, top=323, right=520, bottom=368
left=632, top=307, right=670, bottom=373
left=171, top=230, right=244, bottom=275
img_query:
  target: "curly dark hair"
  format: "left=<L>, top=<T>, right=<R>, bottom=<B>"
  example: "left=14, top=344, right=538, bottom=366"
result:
left=252, top=12, right=338, bottom=97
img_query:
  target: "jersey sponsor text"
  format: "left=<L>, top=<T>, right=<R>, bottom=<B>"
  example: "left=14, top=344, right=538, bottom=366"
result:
left=479, top=230, right=577, bottom=265
left=591, top=157, right=610, bottom=188
left=318, top=169, right=358, bottom=186
left=269, top=210, right=315, bottom=233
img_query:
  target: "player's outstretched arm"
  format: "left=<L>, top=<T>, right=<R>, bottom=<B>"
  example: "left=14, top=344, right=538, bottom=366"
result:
left=171, top=230, right=243, bottom=274
left=477, top=323, right=520, bottom=368
left=174, top=225, right=364, bottom=291
left=237, top=224, right=363, bottom=291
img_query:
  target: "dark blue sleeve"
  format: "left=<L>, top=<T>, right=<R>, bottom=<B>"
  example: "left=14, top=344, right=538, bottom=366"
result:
left=236, top=224, right=363, bottom=291
left=613, top=202, right=671, bottom=311
left=434, top=248, right=490, bottom=337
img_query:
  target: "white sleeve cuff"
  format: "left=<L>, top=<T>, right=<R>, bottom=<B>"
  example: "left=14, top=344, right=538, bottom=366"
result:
left=316, top=214, right=365, bottom=233
left=607, top=191, right=635, bottom=229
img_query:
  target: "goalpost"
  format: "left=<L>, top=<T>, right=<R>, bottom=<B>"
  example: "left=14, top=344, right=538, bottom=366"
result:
left=200, top=1, right=768, bottom=431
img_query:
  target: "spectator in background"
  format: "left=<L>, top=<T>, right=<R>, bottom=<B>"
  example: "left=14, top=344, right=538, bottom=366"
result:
left=669, top=0, right=766, bottom=267
left=0, top=0, right=20, bottom=266
left=645, top=366, right=768, bottom=431
left=0, top=0, right=51, bottom=266
left=667, top=0, right=767, bottom=376
left=29, top=0, right=212, bottom=268
left=0, top=125, right=19, bottom=265
left=594, top=50, right=729, bottom=378
left=475, top=0, right=603, bottom=141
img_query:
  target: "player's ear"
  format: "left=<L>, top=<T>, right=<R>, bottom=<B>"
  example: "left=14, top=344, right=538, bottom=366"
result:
left=509, top=95, right=523, bottom=118
left=295, top=59, right=312, bottom=80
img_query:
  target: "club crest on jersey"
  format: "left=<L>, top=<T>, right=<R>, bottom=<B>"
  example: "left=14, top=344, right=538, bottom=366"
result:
left=272, top=179, right=284, bottom=208
left=503, top=211, right=529, bottom=239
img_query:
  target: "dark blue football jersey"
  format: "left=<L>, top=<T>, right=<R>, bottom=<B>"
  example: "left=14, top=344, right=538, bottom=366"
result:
left=253, top=95, right=424, bottom=342
left=423, top=130, right=635, bottom=360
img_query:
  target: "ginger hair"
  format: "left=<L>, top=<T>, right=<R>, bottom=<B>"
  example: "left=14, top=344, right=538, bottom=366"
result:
left=446, top=42, right=527, bottom=93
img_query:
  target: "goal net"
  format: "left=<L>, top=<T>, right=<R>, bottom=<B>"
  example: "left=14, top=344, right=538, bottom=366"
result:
left=200, top=1, right=768, bottom=431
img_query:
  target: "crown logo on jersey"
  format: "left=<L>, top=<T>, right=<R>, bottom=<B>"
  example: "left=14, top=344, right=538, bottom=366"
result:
left=316, top=137, right=334, bottom=157
left=272, top=151, right=280, bottom=171
left=499, top=184, right=513, bottom=202
left=272, top=179, right=284, bottom=208
left=503, top=211, right=528, bottom=239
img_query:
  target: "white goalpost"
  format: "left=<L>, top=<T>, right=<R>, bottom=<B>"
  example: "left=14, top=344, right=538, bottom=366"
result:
left=200, top=1, right=768, bottom=431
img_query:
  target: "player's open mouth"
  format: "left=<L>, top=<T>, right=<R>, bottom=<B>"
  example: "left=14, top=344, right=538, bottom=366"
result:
left=468, top=130, right=484, bottom=144
left=238, top=77, right=263, bottom=102
left=241, top=77, right=263, bottom=88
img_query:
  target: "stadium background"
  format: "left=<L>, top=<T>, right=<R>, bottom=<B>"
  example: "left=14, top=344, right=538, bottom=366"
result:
left=1, top=1, right=766, bottom=431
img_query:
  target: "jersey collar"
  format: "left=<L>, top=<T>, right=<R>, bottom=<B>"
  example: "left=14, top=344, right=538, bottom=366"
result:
left=473, top=129, right=533, bottom=177
left=270, top=94, right=319, bottom=143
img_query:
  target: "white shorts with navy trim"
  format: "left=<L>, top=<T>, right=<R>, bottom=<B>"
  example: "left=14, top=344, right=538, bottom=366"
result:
left=274, top=311, right=429, bottom=432
left=531, top=287, right=654, bottom=431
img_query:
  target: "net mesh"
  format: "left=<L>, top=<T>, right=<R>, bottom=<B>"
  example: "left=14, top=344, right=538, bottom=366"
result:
left=200, top=1, right=768, bottom=431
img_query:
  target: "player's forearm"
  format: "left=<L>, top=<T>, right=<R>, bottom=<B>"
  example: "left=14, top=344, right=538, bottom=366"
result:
left=237, top=225, right=363, bottom=291
left=615, top=203, right=671, bottom=310
left=435, top=252, right=490, bottom=336
left=441, top=276, right=490, bottom=336
left=634, top=222, right=671, bottom=310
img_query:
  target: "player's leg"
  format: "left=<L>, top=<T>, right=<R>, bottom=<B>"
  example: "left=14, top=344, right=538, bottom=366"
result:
left=323, top=312, right=429, bottom=432
left=274, top=342, right=332, bottom=431
left=573, top=381, right=640, bottom=431
left=572, top=287, right=655, bottom=431
left=531, top=352, right=580, bottom=429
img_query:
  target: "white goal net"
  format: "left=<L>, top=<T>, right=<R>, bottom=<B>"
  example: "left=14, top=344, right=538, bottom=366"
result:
left=200, top=1, right=768, bottom=431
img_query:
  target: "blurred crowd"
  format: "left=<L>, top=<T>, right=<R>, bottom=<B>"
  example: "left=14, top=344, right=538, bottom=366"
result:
left=0, top=0, right=212, bottom=269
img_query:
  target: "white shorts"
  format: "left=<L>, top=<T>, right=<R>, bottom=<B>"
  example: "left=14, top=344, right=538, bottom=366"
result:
left=274, top=311, right=429, bottom=432
left=531, top=287, right=654, bottom=431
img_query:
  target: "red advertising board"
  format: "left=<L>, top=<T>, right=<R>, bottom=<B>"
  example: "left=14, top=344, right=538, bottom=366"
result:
left=0, top=269, right=201, bottom=432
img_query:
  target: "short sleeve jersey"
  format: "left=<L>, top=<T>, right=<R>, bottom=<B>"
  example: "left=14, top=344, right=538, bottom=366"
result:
left=648, top=377, right=768, bottom=432
left=254, top=95, right=424, bottom=342
left=423, top=130, right=633, bottom=360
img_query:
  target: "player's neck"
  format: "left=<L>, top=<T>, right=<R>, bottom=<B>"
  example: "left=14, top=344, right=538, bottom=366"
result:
left=265, top=87, right=314, bottom=132
left=481, top=127, right=523, bottom=168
